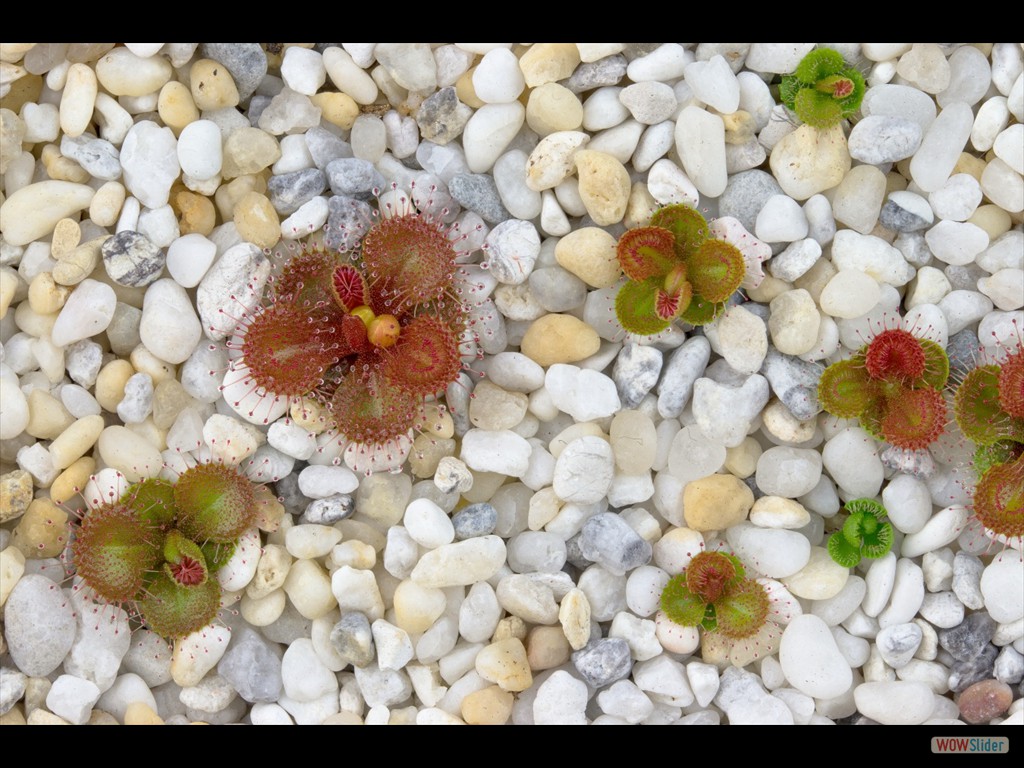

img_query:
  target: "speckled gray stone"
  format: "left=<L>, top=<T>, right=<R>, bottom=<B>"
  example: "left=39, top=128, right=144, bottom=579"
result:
left=267, top=168, right=327, bottom=216
left=947, top=329, right=981, bottom=377
left=303, top=494, right=354, bottom=525
left=448, top=173, right=511, bottom=224
left=563, top=55, right=628, bottom=94
left=579, top=513, right=652, bottom=575
left=325, top=158, right=386, bottom=201
left=416, top=86, right=473, bottom=146
left=452, top=502, right=498, bottom=540
left=612, top=343, right=663, bottom=409
left=217, top=627, right=283, bottom=703
left=200, top=43, right=268, bottom=101
left=329, top=611, right=375, bottom=668
left=950, top=644, right=999, bottom=692
left=304, top=125, right=353, bottom=169
left=3, top=575, right=77, bottom=677
left=719, top=170, right=784, bottom=234
left=101, top=231, right=165, bottom=288
left=657, top=335, right=711, bottom=419
left=939, top=612, right=996, bottom=662
left=759, top=347, right=822, bottom=420
left=325, top=194, right=374, bottom=252
left=572, top=638, right=633, bottom=688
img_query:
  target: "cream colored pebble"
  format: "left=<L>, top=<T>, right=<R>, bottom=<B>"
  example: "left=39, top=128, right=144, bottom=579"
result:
left=89, top=182, right=126, bottom=228
left=48, top=414, right=104, bottom=470
left=97, top=425, right=164, bottom=482
left=52, top=236, right=107, bottom=287
left=27, top=272, right=70, bottom=315
left=59, top=63, right=97, bottom=138
left=48, top=456, right=96, bottom=505
left=49, top=218, right=81, bottom=260
left=24, top=389, right=74, bottom=440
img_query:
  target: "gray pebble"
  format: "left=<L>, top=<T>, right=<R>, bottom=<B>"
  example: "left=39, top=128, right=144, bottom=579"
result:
left=452, top=502, right=498, bottom=539
left=416, top=86, right=473, bottom=146
left=768, top=239, right=822, bottom=283
left=324, top=194, right=374, bottom=252
left=612, top=343, right=663, bottom=409
left=949, top=643, right=999, bottom=692
left=893, top=231, right=933, bottom=266
left=65, top=339, right=103, bottom=388
left=273, top=471, right=306, bottom=516
left=101, top=231, right=165, bottom=288
left=216, top=627, right=283, bottom=703
left=875, top=623, right=923, bottom=669
left=60, top=133, right=121, bottom=181
left=106, top=302, right=143, bottom=356
left=303, top=494, right=354, bottom=524
left=0, top=666, right=27, bottom=716
left=304, top=125, right=353, bottom=170
left=563, top=55, right=627, bottom=94
left=116, top=372, right=154, bottom=424
left=330, top=612, right=375, bottom=668
left=946, top=329, right=980, bottom=377
left=848, top=115, right=923, bottom=164
left=579, top=512, right=652, bottom=575
left=200, top=43, right=268, bottom=101
left=952, top=551, right=985, bottom=610
left=994, top=646, right=1024, bottom=686
left=880, top=197, right=933, bottom=233
left=944, top=263, right=988, bottom=292
left=185, top=693, right=248, bottom=724
left=325, top=158, right=386, bottom=201
left=246, top=94, right=272, bottom=127
left=267, top=168, right=327, bottom=216
left=260, top=601, right=312, bottom=646
left=411, top=479, right=459, bottom=514
left=759, top=347, right=822, bottom=421
left=572, top=638, right=633, bottom=688
left=3, top=575, right=77, bottom=677
left=718, top=169, right=784, bottom=234
left=657, top=335, right=710, bottom=419
left=528, top=266, right=588, bottom=312
left=180, top=341, right=227, bottom=404
left=448, top=173, right=511, bottom=224
left=564, top=532, right=590, bottom=570
left=939, top=612, right=996, bottom=662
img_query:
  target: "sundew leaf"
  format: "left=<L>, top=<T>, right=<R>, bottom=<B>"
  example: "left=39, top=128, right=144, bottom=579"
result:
left=616, top=226, right=678, bottom=281
left=615, top=278, right=673, bottom=336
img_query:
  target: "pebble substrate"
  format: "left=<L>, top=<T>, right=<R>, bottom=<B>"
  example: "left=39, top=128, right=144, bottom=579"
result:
left=0, top=42, right=1023, bottom=726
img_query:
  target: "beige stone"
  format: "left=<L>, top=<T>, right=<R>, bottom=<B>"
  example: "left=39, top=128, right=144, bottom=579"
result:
left=408, top=433, right=455, bottom=479
left=157, top=81, right=200, bottom=135
left=461, top=685, right=514, bottom=725
left=215, top=174, right=265, bottom=220
left=40, top=143, right=90, bottom=183
left=233, top=191, right=281, bottom=250
left=253, top=484, right=286, bottom=532
left=27, top=271, right=70, bottom=316
left=49, top=456, right=95, bottom=505
left=11, top=498, right=69, bottom=558
left=558, top=587, right=591, bottom=650
left=519, top=44, right=580, bottom=87
left=0, top=180, right=95, bottom=247
left=169, top=190, right=214, bottom=236
left=0, top=546, right=26, bottom=607
left=554, top=226, right=621, bottom=288
left=574, top=149, right=630, bottom=225
left=769, top=123, right=851, bottom=201
left=53, top=236, right=106, bottom=286
left=526, top=625, right=571, bottom=670
left=0, top=267, right=20, bottom=318
left=50, top=218, right=81, bottom=260
left=59, top=63, right=97, bottom=138
left=310, top=92, right=359, bottom=130
left=221, top=127, right=280, bottom=179
left=25, top=389, right=74, bottom=440
left=768, top=289, right=821, bottom=356
left=455, top=68, right=484, bottom=109
left=492, top=615, right=529, bottom=643
left=682, top=473, right=754, bottom=531
left=968, top=204, right=1012, bottom=240
left=0, top=469, right=33, bottom=523
left=519, top=313, right=600, bottom=366
left=0, top=705, right=26, bottom=726
left=393, top=580, right=447, bottom=634
left=129, top=345, right=176, bottom=385
left=469, top=380, right=528, bottom=431
left=475, top=637, right=533, bottom=692
left=750, top=495, right=812, bottom=529
left=761, top=399, right=816, bottom=444
left=526, top=83, right=583, bottom=135
left=782, top=546, right=850, bottom=600
left=27, top=709, right=70, bottom=725
left=94, top=359, right=135, bottom=413
left=722, top=110, right=757, bottom=145
left=189, top=58, right=240, bottom=110
left=97, top=425, right=163, bottom=482
left=124, top=702, right=164, bottom=725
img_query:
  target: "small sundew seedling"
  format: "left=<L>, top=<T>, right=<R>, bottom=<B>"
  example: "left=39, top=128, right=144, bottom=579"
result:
left=780, top=47, right=866, bottom=129
left=223, top=186, right=479, bottom=473
left=818, top=328, right=949, bottom=451
left=615, top=204, right=745, bottom=335
left=71, top=462, right=263, bottom=638
left=827, top=498, right=895, bottom=568
left=954, top=340, right=1024, bottom=543
left=660, top=551, right=770, bottom=640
